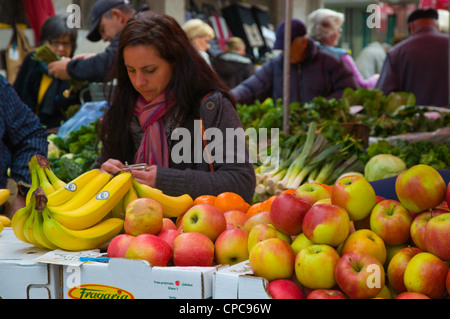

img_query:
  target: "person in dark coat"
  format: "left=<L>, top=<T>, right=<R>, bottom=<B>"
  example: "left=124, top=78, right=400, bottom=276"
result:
left=211, top=37, right=255, bottom=89
left=231, top=19, right=357, bottom=105
left=376, top=8, right=449, bottom=107
left=13, top=14, right=85, bottom=132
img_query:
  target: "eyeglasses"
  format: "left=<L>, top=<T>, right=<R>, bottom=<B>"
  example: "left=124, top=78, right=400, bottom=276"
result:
left=47, top=40, right=72, bottom=48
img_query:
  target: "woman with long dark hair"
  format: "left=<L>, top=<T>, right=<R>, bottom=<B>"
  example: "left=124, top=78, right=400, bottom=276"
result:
left=96, top=12, right=256, bottom=203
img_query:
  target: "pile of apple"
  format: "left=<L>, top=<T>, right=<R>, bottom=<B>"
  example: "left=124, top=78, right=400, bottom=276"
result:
left=106, top=195, right=250, bottom=268
left=106, top=163, right=449, bottom=299
left=253, top=164, right=450, bottom=299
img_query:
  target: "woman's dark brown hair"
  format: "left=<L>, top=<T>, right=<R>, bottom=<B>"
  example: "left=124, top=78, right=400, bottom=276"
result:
left=99, top=11, right=232, bottom=163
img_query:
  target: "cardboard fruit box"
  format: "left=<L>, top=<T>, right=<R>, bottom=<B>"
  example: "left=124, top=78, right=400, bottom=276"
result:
left=0, top=227, right=62, bottom=299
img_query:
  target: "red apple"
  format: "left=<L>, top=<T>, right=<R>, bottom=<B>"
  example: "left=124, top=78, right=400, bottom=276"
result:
left=181, top=204, right=226, bottom=242
left=269, top=192, right=311, bottom=236
left=156, top=228, right=181, bottom=250
left=395, top=164, right=446, bottom=214
left=446, top=181, right=450, bottom=207
left=268, top=279, right=304, bottom=299
left=162, top=218, right=177, bottom=230
left=302, top=204, right=350, bottom=247
left=125, top=234, right=172, bottom=266
left=387, top=246, right=423, bottom=293
left=243, top=211, right=271, bottom=233
left=410, top=209, right=446, bottom=251
left=446, top=268, right=450, bottom=295
left=107, top=233, right=136, bottom=258
left=307, top=289, right=347, bottom=299
left=124, top=198, right=163, bottom=236
left=295, top=244, right=341, bottom=289
left=425, top=213, right=450, bottom=261
left=214, top=228, right=249, bottom=266
left=223, top=210, right=248, bottom=228
left=247, top=223, right=291, bottom=253
left=404, top=252, right=448, bottom=299
left=369, top=200, right=413, bottom=245
left=249, top=238, right=295, bottom=281
left=395, top=292, right=430, bottom=299
left=340, top=229, right=386, bottom=265
left=331, top=175, right=377, bottom=221
left=294, top=183, right=331, bottom=206
left=335, top=251, right=385, bottom=299
left=173, top=232, right=215, bottom=267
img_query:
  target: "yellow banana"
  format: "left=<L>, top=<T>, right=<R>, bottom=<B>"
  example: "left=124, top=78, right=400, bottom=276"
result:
left=44, top=166, right=66, bottom=190
left=11, top=197, right=33, bottom=244
left=48, top=172, right=132, bottom=230
left=36, top=164, right=55, bottom=195
left=23, top=207, right=46, bottom=249
left=26, top=158, right=40, bottom=205
left=123, top=184, right=138, bottom=211
left=42, top=207, right=124, bottom=251
left=33, top=208, right=59, bottom=250
left=111, top=195, right=125, bottom=219
left=0, top=189, right=10, bottom=206
left=48, top=171, right=110, bottom=209
left=30, top=187, right=59, bottom=250
left=132, top=178, right=194, bottom=218
left=0, top=215, right=11, bottom=227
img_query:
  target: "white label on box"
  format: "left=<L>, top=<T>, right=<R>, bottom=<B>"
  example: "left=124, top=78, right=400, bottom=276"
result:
left=34, top=249, right=103, bottom=266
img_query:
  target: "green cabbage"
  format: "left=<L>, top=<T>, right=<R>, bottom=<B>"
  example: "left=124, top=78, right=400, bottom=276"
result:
left=364, top=154, right=407, bottom=182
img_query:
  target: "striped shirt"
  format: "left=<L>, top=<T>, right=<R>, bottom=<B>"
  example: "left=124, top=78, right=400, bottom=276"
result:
left=0, top=75, right=48, bottom=188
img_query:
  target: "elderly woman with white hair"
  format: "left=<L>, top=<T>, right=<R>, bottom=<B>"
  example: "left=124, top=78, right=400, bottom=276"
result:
left=308, top=8, right=379, bottom=89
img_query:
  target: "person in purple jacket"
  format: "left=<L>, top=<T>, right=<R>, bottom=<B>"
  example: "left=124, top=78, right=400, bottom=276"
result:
left=231, top=18, right=357, bottom=106
left=376, top=8, right=449, bottom=107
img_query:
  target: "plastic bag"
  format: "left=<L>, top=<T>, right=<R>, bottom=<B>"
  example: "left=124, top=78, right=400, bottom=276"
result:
left=57, top=101, right=108, bottom=140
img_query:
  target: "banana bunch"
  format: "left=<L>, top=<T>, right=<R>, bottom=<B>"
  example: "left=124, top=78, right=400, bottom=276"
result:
left=11, top=154, right=194, bottom=251
left=11, top=155, right=131, bottom=251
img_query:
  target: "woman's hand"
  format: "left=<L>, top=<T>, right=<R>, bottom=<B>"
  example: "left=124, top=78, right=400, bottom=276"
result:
left=100, top=159, right=126, bottom=175
left=130, top=165, right=157, bottom=187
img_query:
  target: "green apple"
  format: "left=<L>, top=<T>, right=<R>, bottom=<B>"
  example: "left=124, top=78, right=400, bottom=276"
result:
left=124, top=198, right=163, bottom=236
left=249, top=238, right=295, bottom=281
left=247, top=223, right=291, bottom=253
left=340, top=229, right=386, bottom=265
left=302, top=204, right=350, bottom=247
left=404, top=252, right=448, bottom=299
left=386, top=246, right=422, bottom=294
left=295, top=244, right=340, bottom=289
left=294, top=183, right=331, bottom=206
left=291, top=233, right=314, bottom=256
left=331, top=175, right=377, bottom=221
left=395, top=164, right=446, bottom=214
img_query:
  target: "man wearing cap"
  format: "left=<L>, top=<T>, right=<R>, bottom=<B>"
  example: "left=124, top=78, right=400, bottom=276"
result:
left=376, top=8, right=449, bottom=107
left=48, top=0, right=136, bottom=83
left=231, top=18, right=357, bottom=105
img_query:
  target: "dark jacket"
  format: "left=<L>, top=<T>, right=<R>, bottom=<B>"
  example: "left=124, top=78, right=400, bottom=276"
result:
left=95, top=91, right=256, bottom=203
left=0, top=75, right=48, bottom=189
left=376, top=26, right=449, bottom=107
left=211, top=52, right=255, bottom=89
left=231, top=39, right=357, bottom=105
left=66, top=33, right=119, bottom=82
left=14, top=52, right=85, bottom=129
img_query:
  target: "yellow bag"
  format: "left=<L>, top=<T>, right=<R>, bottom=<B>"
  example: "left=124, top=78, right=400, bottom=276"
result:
left=5, top=24, right=31, bottom=84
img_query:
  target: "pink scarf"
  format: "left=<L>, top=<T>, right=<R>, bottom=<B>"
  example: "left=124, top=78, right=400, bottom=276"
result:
left=134, top=92, right=174, bottom=167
